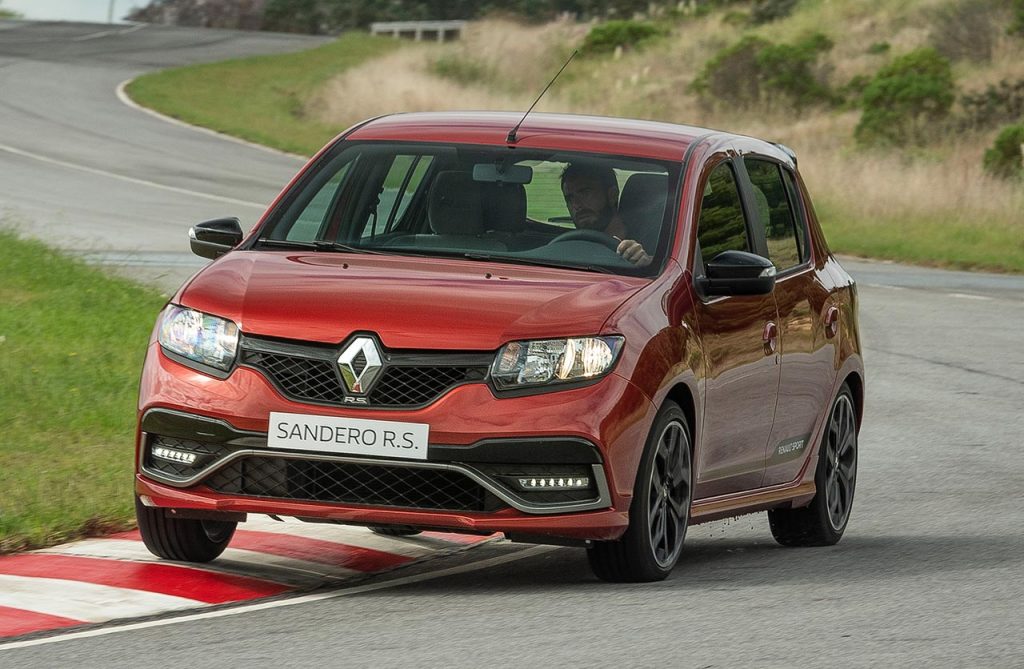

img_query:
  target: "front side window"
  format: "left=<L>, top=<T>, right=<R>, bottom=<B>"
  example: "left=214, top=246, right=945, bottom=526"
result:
left=256, top=142, right=680, bottom=278
left=696, top=162, right=750, bottom=267
left=744, top=157, right=805, bottom=271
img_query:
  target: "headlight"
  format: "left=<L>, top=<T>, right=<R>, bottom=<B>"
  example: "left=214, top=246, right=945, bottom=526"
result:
left=491, top=336, right=624, bottom=390
left=158, top=305, right=239, bottom=372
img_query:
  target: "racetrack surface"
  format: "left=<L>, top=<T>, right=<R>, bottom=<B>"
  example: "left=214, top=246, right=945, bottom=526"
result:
left=1, top=21, right=1022, bottom=667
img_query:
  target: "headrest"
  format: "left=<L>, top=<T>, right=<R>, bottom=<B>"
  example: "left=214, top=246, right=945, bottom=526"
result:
left=619, top=173, right=668, bottom=251
left=619, top=173, right=668, bottom=218
left=428, top=171, right=483, bottom=235
left=482, top=182, right=527, bottom=232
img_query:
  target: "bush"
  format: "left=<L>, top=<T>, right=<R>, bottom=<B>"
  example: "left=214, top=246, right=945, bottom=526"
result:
left=867, top=42, right=890, bottom=55
left=983, top=124, right=1024, bottom=178
left=581, top=20, right=667, bottom=55
left=855, top=48, right=956, bottom=146
left=960, top=79, right=1024, bottom=129
left=430, top=54, right=492, bottom=85
left=691, top=33, right=835, bottom=110
left=1010, top=0, right=1024, bottom=36
left=928, top=0, right=999, bottom=62
left=750, top=0, right=799, bottom=25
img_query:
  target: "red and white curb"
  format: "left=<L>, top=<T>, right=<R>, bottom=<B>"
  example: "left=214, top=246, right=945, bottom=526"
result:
left=0, top=516, right=493, bottom=639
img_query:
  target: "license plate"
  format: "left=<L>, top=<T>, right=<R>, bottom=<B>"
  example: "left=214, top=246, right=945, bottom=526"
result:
left=268, top=412, right=429, bottom=461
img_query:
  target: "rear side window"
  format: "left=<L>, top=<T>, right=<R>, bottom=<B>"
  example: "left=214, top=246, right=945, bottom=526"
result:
left=697, top=162, right=750, bottom=265
left=744, top=158, right=806, bottom=271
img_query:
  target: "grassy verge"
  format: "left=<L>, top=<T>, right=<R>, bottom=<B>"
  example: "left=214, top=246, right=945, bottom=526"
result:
left=0, top=231, right=166, bottom=553
left=126, top=33, right=401, bottom=156
left=818, top=202, right=1024, bottom=273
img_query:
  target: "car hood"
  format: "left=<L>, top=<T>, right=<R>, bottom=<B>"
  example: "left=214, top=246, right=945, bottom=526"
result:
left=178, top=251, right=649, bottom=350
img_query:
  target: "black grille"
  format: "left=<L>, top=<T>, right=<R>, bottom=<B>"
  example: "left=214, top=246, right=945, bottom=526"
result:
left=240, top=339, right=489, bottom=408
left=204, top=456, right=503, bottom=512
left=371, top=366, right=483, bottom=406
left=145, top=435, right=231, bottom=479
left=242, top=350, right=345, bottom=403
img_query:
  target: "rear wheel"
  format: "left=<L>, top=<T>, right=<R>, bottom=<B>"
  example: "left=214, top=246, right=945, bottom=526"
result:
left=135, top=496, right=236, bottom=562
left=768, top=384, right=858, bottom=546
left=587, top=401, right=692, bottom=582
left=368, top=525, right=423, bottom=537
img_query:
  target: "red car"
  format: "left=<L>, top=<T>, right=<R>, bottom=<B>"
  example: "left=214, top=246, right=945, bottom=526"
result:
left=135, top=112, right=863, bottom=582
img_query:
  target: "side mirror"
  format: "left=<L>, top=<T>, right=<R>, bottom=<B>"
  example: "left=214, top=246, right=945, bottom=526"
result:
left=189, top=217, right=243, bottom=260
left=698, top=250, right=776, bottom=297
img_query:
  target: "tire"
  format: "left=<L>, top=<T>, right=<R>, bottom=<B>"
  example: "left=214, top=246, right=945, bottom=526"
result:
left=368, top=525, right=423, bottom=537
left=587, top=401, right=693, bottom=582
left=768, top=384, right=858, bottom=547
left=135, top=496, right=236, bottom=562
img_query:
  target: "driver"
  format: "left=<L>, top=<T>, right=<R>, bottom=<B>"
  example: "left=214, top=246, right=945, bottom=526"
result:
left=560, top=162, right=652, bottom=267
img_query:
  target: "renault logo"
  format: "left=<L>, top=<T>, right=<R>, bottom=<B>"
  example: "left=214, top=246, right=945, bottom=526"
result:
left=338, top=336, right=383, bottom=395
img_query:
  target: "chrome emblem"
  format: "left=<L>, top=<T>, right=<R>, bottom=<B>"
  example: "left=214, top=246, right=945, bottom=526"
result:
left=338, top=336, right=383, bottom=395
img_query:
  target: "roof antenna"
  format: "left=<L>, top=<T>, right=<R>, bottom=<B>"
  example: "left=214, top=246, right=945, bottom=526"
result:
left=506, top=49, right=578, bottom=144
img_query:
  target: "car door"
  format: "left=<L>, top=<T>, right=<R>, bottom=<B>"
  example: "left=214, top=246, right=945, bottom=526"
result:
left=691, top=158, right=780, bottom=499
left=742, top=157, right=838, bottom=486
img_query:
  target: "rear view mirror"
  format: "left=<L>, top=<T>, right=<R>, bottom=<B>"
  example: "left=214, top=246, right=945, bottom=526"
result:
left=472, top=163, right=533, bottom=184
left=698, top=250, right=776, bottom=297
left=189, top=217, right=243, bottom=260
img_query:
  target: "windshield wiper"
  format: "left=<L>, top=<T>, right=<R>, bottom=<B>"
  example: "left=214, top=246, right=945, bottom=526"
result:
left=312, top=240, right=385, bottom=254
left=461, top=253, right=616, bottom=274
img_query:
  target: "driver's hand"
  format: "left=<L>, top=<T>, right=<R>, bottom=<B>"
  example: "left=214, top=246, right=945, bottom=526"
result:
left=616, top=238, right=652, bottom=267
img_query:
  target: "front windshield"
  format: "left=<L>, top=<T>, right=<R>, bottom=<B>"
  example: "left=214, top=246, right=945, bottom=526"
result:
left=256, top=142, right=680, bottom=277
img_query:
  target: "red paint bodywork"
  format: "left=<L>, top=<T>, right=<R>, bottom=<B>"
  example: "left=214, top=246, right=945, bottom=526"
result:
left=137, top=112, right=863, bottom=542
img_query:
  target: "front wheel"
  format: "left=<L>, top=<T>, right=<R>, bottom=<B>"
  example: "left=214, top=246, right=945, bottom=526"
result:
left=768, top=384, right=858, bottom=546
left=136, top=496, right=236, bottom=562
left=587, top=401, right=692, bottom=582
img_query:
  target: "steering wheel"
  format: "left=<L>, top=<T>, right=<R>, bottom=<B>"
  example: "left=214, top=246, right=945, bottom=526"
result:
left=549, top=229, right=621, bottom=251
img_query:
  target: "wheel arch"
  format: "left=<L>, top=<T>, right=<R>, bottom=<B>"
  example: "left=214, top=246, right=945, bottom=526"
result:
left=664, top=382, right=697, bottom=450
left=842, top=370, right=864, bottom=433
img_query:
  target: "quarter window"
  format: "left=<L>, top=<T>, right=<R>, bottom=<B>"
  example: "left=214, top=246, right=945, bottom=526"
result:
left=697, top=162, right=750, bottom=266
left=744, top=158, right=805, bottom=271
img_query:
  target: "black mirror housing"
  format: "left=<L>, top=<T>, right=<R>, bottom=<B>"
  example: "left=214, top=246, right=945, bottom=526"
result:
left=189, top=217, right=243, bottom=260
left=699, top=250, right=776, bottom=297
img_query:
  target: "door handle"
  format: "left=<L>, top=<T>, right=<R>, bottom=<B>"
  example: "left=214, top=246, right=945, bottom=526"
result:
left=824, top=306, right=839, bottom=338
left=762, top=321, right=778, bottom=355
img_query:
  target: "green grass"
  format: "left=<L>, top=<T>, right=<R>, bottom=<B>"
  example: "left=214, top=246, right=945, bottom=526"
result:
left=0, top=231, right=166, bottom=553
left=818, top=202, right=1024, bottom=273
left=126, top=33, right=402, bottom=156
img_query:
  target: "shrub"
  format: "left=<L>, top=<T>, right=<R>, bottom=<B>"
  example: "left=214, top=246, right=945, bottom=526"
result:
left=983, top=124, right=1024, bottom=178
left=758, top=33, right=836, bottom=109
left=1010, top=0, right=1024, bottom=36
left=928, top=0, right=999, bottom=62
left=750, top=0, right=799, bottom=25
left=691, top=33, right=835, bottom=110
left=855, top=48, right=955, bottom=146
left=867, top=42, right=890, bottom=55
left=581, top=20, right=667, bottom=55
left=960, top=79, right=1024, bottom=129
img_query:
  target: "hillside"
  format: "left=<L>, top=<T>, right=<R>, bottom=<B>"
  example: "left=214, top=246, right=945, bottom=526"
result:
left=131, top=0, right=1024, bottom=271
left=310, top=2, right=1024, bottom=271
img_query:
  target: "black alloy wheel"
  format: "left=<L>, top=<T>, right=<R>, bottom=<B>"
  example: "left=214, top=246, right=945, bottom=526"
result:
left=769, top=384, right=858, bottom=546
left=136, top=496, right=237, bottom=562
left=588, top=401, right=692, bottom=582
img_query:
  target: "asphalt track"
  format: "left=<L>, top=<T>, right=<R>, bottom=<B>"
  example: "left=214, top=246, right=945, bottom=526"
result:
left=2, top=20, right=1023, bottom=667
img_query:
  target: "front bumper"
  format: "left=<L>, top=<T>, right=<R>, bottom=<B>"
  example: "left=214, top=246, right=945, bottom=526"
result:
left=136, top=344, right=655, bottom=541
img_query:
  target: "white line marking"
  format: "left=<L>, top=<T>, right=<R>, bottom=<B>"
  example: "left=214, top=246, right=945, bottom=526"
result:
left=71, top=24, right=146, bottom=42
left=0, top=142, right=266, bottom=210
left=0, top=575, right=202, bottom=624
left=0, top=545, right=556, bottom=650
left=946, top=292, right=993, bottom=301
left=115, top=80, right=308, bottom=162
